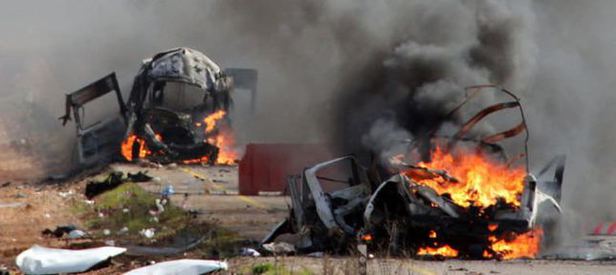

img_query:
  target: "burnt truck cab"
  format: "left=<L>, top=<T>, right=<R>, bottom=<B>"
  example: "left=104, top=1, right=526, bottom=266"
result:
left=264, top=85, right=565, bottom=258
left=60, top=48, right=257, bottom=166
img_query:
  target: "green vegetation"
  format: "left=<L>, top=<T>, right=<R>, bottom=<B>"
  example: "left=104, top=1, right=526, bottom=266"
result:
left=71, top=179, right=245, bottom=257
left=73, top=181, right=190, bottom=242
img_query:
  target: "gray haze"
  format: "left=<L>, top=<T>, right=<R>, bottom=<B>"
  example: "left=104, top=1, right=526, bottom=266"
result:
left=0, top=0, right=615, bottom=241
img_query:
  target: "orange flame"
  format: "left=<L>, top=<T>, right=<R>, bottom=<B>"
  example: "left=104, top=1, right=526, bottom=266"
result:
left=417, top=244, right=459, bottom=257
left=361, top=234, right=373, bottom=242
left=204, top=110, right=226, bottom=133
left=488, top=224, right=499, bottom=232
left=121, top=111, right=240, bottom=164
left=406, top=146, right=525, bottom=208
left=121, top=134, right=150, bottom=161
left=486, top=228, right=543, bottom=259
left=212, top=128, right=238, bottom=164
left=199, top=110, right=239, bottom=165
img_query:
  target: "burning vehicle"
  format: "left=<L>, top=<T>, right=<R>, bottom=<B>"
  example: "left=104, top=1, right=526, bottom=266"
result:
left=264, top=85, right=565, bottom=259
left=60, top=47, right=257, bottom=166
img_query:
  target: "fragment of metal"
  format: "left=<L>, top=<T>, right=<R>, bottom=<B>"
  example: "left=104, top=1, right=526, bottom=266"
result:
left=415, top=186, right=461, bottom=218
left=260, top=219, right=292, bottom=246
left=537, top=155, right=566, bottom=202
left=60, top=73, right=126, bottom=167
left=59, top=72, right=126, bottom=127
left=481, top=122, right=526, bottom=143
left=441, top=85, right=531, bottom=173
left=265, top=156, right=372, bottom=252
left=302, top=156, right=370, bottom=235
left=452, top=101, right=521, bottom=141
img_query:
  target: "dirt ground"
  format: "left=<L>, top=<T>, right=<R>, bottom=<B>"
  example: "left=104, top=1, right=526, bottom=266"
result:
left=1, top=163, right=616, bottom=274
left=0, top=182, right=80, bottom=264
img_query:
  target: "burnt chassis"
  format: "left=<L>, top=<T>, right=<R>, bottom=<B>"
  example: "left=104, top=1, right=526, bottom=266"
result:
left=264, top=86, right=565, bottom=257
left=60, top=48, right=257, bottom=166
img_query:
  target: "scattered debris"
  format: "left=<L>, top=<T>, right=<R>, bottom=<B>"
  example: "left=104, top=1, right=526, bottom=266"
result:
left=85, top=171, right=152, bottom=199
left=41, top=225, right=79, bottom=238
left=15, top=245, right=126, bottom=274
left=118, top=227, right=129, bottom=235
left=140, top=228, right=156, bottom=239
left=68, top=229, right=88, bottom=239
left=124, top=259, right=228, bottom=275
left=262, top=242, right=296, bottom=255
left=240, top=247, right=261, bottom=257
left=58, top=190, right=74, bottom=198
left=0, top=202, right=26, bottom=209
left=85, top=171, right=125, bottom=199
left=543, top=238, right=616, bottom=260
left=127, top=171, right=154, bottom=182
left=307, top=251, right=324, bottom=258
left=162, top=184, right=175, bottom=197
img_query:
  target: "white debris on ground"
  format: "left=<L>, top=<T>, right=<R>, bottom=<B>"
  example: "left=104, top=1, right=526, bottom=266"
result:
left=15, top=245, right=126, bottom=274
left=124, top=259, right=228, bottom=275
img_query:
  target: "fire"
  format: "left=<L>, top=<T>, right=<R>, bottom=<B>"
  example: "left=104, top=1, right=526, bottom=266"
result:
left=121, top=134, right=150, bottom=161
left=486, top=228, right=543, bottom=259
left=488, top=224, right=499, bottom=232
left=200, top=110, right=239, bottom=165
left=203, top=110, right=226, bottom=133
left=407, top=146, right=525, bottom=208
left=182, top=156, right=209, bottom=164
left=120, top=110, right=239, bottom=164
left=361, top=234, right=373, bottom=242
left=211, top=128, right=238, bottom=164
left=417, top=244, right=459, bottom=257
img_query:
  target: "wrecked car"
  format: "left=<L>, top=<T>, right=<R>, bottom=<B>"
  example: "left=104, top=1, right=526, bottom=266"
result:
left=264, top=85, right=565, bottom=259
left=60, top=47, right=257, bottom=167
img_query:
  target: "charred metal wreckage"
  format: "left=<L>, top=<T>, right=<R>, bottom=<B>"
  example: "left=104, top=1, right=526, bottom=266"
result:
left=60, top=48, right=257, bottom=167
left=264, top=85, right=566, bottom=259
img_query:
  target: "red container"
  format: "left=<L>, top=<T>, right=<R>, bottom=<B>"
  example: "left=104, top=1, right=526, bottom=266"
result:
left=239, top=143, right=335, bottom=195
